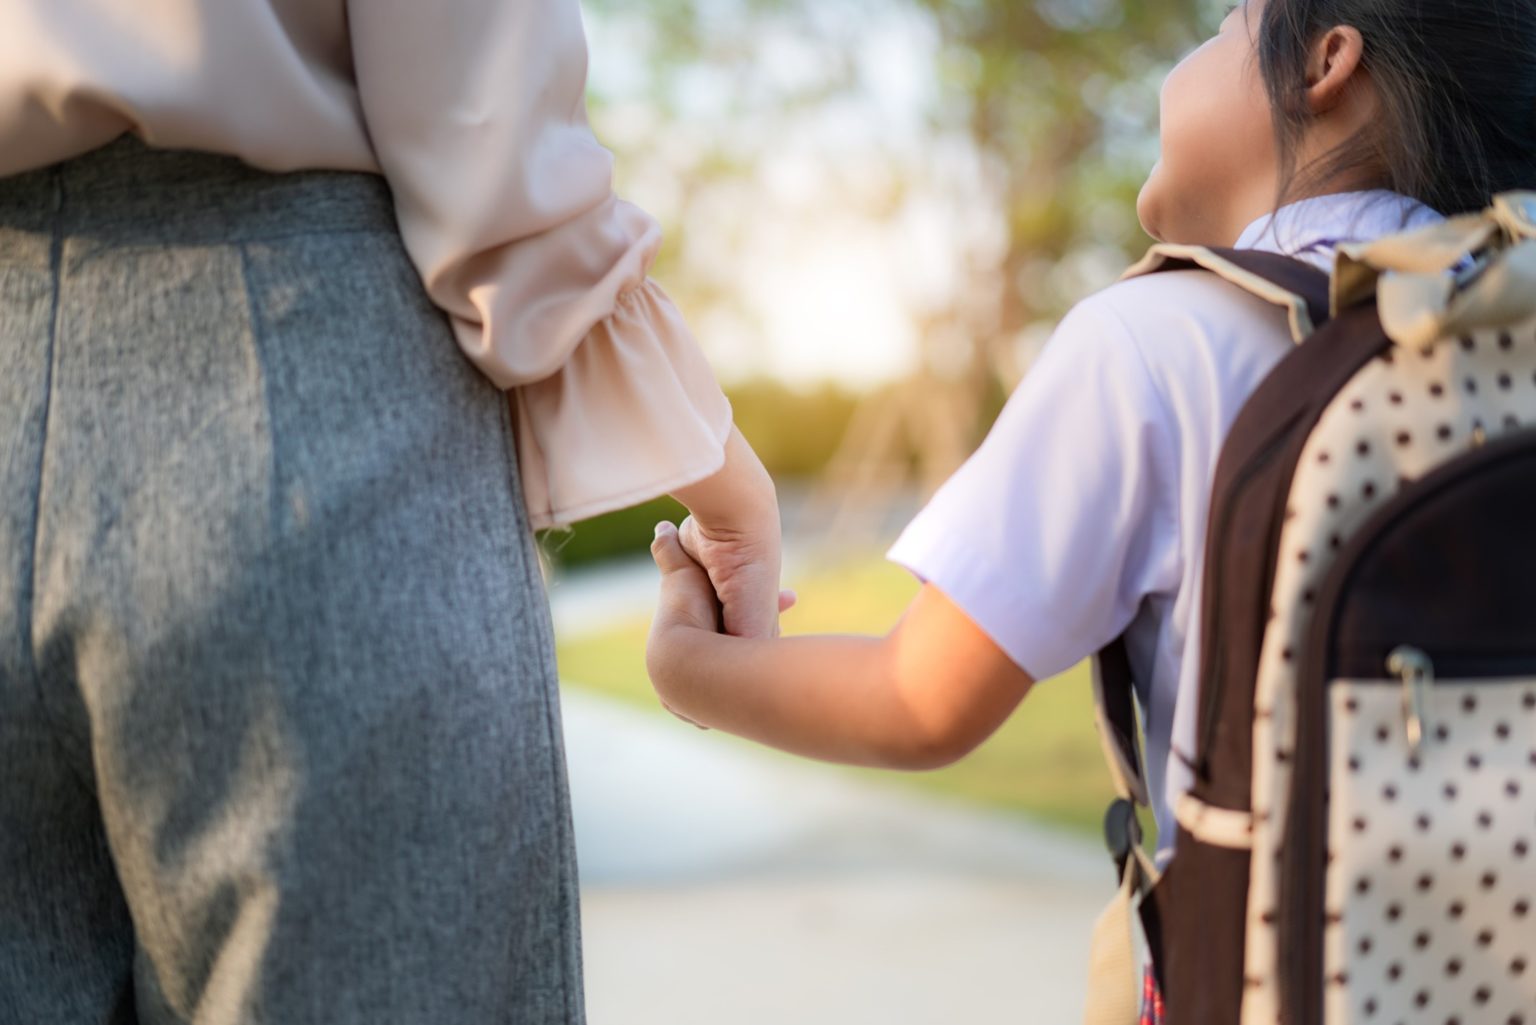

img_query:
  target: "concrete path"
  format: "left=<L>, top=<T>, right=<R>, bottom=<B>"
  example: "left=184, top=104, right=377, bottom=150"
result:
left=561, top=688, right=1110, bottom=1024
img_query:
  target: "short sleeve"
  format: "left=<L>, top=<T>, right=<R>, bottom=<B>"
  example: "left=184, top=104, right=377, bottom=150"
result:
left=347, top=0, right=732, bottom=530
left=886, top=298, right=1183, bottom=680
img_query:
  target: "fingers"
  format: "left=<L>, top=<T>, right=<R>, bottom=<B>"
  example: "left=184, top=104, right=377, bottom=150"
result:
left=676, top=514, right=704, bottom=563
left=779, top=589, right=798, bottom=613
left=722, top=576, right=781, bottom=639
left=666, top=516, right=788, bottom=638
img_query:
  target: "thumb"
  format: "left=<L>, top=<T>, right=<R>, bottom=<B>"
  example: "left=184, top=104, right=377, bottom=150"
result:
left=651, top=521, right=702, bottom=576
left=650, top=521, right=721, bottom=633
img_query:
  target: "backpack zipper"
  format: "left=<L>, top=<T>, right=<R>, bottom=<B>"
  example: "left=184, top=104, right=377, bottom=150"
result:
left=1385, top=646, right=1434, bottom=755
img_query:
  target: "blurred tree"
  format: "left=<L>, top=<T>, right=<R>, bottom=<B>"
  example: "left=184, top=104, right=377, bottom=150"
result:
left=581, top=0, right=866, bottom=328
left=584, top=0, right=1227, bottom=382
left=551, top=0, right=1234, bottom=555
left=912, top=0, right=1226, bottom=390
left=811, top=0, right=1227, bottom=537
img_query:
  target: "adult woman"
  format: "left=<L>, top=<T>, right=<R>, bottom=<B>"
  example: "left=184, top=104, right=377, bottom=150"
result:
left=0, top=1, right=782, bottom=1021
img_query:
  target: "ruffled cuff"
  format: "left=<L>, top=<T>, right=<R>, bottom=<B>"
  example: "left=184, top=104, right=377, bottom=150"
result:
left=511, top=279, right=733, bottom=531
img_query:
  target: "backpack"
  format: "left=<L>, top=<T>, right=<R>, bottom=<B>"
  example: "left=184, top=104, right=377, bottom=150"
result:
left=1084, top=192, right=1536, bottom=1025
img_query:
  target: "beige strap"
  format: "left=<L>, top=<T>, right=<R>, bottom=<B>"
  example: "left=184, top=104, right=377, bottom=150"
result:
left=1086, top=642, right=1161, bottom=1024
left=1491, top=191, right=1536, bottom=242
left=1123, top=243, right=1318, bottom=344
left=1174, top=792, right=1254, bottom=850
left=1082, top=853, right=1152, bottom=1025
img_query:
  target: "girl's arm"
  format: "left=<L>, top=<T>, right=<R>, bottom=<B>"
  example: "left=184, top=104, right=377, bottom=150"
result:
left=646, top=521, right=1034, bottom=770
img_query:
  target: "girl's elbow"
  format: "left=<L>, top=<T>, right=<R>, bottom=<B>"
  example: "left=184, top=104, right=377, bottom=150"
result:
left=883, top=721, right=984, bottom=771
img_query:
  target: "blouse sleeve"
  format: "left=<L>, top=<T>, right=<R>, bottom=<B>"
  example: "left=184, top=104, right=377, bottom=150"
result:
left=346, top=0, right=732, bottom=530
left=885, top=297, right=1184, bottom=680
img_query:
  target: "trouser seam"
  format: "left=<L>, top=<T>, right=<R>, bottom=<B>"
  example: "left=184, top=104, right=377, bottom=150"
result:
left=235, top=242, right=285, bottom=535
left=22, top=168, right=93, bottom=795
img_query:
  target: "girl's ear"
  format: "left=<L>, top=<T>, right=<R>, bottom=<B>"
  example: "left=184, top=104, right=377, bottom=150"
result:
left=1305, top=25, right=1368, bottom=115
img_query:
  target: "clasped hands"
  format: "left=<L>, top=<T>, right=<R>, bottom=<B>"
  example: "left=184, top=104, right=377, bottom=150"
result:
left=644, top=426, right=795, bottom=729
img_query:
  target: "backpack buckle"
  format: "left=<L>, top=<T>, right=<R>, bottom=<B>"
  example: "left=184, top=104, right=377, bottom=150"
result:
left=1103, top=797, right=1142, bottom=876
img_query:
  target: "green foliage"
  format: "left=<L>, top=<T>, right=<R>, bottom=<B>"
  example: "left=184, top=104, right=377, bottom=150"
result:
left=724, top=379, right=863, bottom=478
left=538, top=378, right=862, bottom=569
left=539, top=495, right=689, bottom=569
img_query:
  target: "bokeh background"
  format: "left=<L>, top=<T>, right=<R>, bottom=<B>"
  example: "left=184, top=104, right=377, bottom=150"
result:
left=545, top=1, right=1226, bottom=1020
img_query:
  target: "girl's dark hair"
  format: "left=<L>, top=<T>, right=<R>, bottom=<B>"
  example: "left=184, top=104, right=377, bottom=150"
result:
left=1257, top=0, right=1536, bottom=214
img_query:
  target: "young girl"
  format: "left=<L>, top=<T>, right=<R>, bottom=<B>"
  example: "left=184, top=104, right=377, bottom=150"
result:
left=646, top=0, right=1536, bottom=1004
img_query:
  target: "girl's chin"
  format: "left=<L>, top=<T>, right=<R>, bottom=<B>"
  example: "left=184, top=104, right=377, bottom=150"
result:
left=1135, top=173, right=1168, bottom=243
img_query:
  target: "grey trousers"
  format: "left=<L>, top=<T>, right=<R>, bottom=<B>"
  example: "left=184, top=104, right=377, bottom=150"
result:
left=0, top=135, right=584, bottom=1024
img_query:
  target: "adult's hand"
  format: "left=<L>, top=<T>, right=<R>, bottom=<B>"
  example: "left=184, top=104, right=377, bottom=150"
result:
left=668, top=425, right=794, bottom=638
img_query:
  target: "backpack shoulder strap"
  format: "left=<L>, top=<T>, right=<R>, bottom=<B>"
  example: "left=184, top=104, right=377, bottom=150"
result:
left=1124, top=243, right=1332, bottom=344
left=1085, top=635, right=1165, bottom=1024
left=1082, top=244, right=1338, bottom=1021
left=1092, top=243, right=1333, bottom=832
left=1092, top=636, right=1148, bottom=809
left=1081, top=244, right=1339, bottom=1017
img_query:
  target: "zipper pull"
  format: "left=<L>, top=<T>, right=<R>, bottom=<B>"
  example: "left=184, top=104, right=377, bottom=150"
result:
left=1386, top=646, right=1435, bottom=756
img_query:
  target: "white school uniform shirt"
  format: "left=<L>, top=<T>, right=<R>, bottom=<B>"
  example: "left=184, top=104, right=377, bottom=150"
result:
left=886, top=190, right=1444, bottom=862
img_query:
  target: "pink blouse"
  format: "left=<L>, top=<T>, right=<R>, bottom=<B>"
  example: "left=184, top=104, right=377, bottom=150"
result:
left=0, top=0, right=733, bottom=530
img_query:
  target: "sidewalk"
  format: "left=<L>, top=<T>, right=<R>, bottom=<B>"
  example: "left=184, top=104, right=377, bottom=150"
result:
left=562, top=688, right=1109, bottom=1024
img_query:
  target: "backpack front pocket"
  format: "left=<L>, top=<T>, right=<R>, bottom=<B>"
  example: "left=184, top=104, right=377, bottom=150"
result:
left=1319, top=673, right=1536, bottom=1023
left=1283, top=433, right=1536, bottom=1024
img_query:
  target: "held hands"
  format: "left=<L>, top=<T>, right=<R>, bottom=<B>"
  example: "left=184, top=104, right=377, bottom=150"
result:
left=646, top=429, right=1035, bottom=765
left=647, top=520, right=797, bottom=730
left=648, top=426, right=797, bottom=729
left=650, top=520, right=796, bottom=637
left=662, top=425, right=794, bottom=638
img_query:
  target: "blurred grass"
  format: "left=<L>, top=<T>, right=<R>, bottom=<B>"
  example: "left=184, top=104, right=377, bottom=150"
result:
left=556, top=553, right=1115, bottom=838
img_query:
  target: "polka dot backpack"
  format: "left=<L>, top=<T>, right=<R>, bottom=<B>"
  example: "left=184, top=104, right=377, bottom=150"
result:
left=1084, top=193, right=1536, bottom=1025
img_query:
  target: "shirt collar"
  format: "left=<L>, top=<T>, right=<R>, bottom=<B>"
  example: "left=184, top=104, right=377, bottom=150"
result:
left=1234, top=189, right=1445, bottom=270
